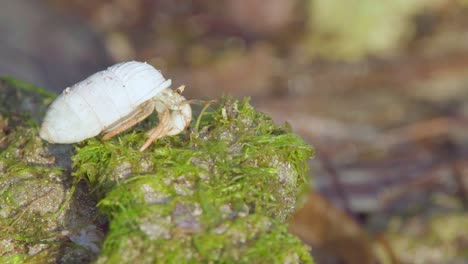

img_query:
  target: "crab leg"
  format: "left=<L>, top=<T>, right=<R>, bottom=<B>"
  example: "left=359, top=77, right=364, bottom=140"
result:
left=139, top=86, right=192, bottom=151
left=139, top=109, right=172, bottom=151
left=102, top=100, right=155, bottom=140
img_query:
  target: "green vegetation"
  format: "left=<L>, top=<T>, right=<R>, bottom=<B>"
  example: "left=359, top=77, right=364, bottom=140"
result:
left=73, top=98, right=314, bottom=263
left=1, top=77, right=314, bottom=263
left=0, top=77, right=102, bottom=263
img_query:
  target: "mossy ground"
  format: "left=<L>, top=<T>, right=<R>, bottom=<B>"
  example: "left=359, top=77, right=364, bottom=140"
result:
left=73, top=98, right=314, bottom=263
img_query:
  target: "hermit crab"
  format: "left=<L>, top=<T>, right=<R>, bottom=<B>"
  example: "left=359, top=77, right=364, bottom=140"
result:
left=40, top=61, right=192, bottom=151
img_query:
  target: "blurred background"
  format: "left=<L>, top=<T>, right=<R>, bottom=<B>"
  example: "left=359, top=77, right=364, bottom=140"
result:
left=1, top=0, right=468, bottom=263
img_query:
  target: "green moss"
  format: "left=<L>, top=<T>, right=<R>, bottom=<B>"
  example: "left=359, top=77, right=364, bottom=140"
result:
left=0, top=254, right=27, bottom=264
left=193, top=214, right=312, bottom=263
left=0, top=78, right=103, bottom=263
left=0, top=124, right=70, bottom=260
left=0, top=121, right=80, bottom=261
left=0, top=76, right=56, bottom=100
left=98, top=213, right=312, bottom=264
left=1, top=76, right=314, bottom=262
left=73, top=97, right=314, bottom=263
left=0, top=77, right=55, bottom=123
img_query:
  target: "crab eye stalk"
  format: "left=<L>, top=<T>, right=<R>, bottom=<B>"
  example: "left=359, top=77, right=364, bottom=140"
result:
left=176, top=85, right=186, bottom=94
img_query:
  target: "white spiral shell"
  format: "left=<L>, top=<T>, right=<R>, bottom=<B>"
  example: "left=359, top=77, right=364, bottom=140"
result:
left=40, top=61, right=171, bottom=143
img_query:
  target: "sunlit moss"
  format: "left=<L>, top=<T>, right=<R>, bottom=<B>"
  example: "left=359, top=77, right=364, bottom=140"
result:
left=73, top=98, right=315, bottom=263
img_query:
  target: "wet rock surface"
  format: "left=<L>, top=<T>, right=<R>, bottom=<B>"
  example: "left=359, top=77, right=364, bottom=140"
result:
left=0, top=79, right=105, bottom=263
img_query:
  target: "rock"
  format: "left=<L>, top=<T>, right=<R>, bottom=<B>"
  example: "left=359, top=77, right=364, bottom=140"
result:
left=0, top=78, right=105, bottom=263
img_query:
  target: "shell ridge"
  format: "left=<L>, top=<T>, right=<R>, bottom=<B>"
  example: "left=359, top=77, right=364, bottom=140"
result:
left=110, top=61, right=164, bottom=84
left=109, top=61, right=168, bottom=105
left=73, top=89, right=106, bottom=129
left=134, top=79, right=172, bottom=105
left=109, top=61, right=143, bottom=82
left=62, top=92, right=87, bottom=126
left=101, top=85, right=127, bottom=118
left=106, top=67, right=136, bottom=109
left=93, top=71, right=128, bottom=118
left=111, top=62, right=135, bottom=81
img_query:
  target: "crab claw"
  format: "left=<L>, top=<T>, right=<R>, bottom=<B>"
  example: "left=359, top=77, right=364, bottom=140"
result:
left=139, top=86, right=192, bottom=151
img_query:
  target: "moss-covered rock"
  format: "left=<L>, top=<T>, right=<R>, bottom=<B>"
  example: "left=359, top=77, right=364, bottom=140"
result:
left=1, top=76, right=314, bottom=263
left=0, top=78, right=104, bottom=263
left=73, top=98, right=314, bottom=263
